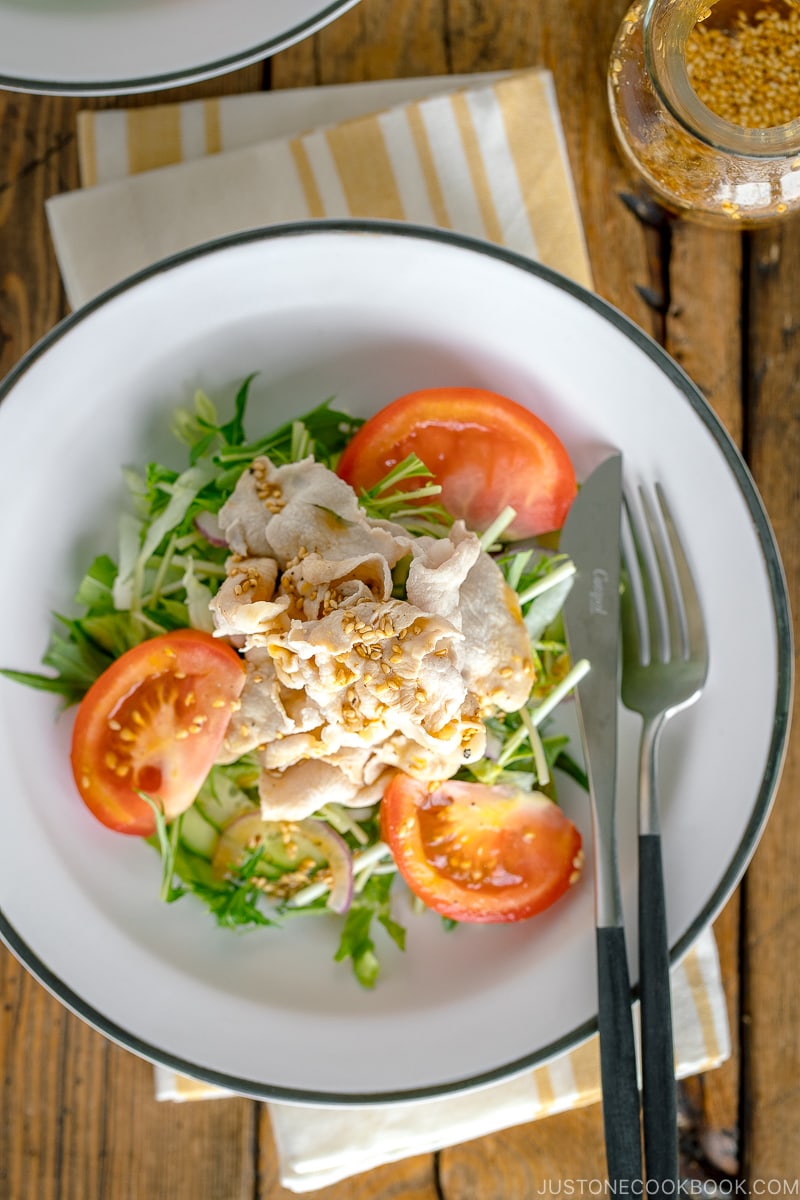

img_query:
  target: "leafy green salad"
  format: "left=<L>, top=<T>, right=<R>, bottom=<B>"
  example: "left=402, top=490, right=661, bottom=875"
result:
left=2, top=379, right=588, bottom=988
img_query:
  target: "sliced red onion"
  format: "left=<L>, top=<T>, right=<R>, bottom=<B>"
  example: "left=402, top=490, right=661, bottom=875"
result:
left=300, top=818, right=354, bottom=915
left=194, top=510, right=227, bottom=547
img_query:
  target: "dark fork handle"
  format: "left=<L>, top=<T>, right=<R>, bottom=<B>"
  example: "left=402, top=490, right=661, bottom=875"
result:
left=596, top=926, right=643, bottom=1184
left=639, top=832, right=679, bottom=1188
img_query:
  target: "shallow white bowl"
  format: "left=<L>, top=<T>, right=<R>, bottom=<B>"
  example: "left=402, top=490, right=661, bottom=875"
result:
left=0, top=222, right=790, bottom=1103
left=0, top=0, right=360, bottom=96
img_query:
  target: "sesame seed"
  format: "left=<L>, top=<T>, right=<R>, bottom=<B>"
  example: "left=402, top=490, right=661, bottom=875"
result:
left=686, top=3, right=800, bottom=128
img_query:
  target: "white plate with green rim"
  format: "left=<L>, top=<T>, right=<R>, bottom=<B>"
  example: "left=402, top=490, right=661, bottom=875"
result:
left=0, top=0, right=360, bottom=96
left=0, top=221, right=791, bottom=1103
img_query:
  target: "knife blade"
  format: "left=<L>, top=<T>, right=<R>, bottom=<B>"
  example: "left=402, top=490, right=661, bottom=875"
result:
left=560, top=452, right=642, bottom=1185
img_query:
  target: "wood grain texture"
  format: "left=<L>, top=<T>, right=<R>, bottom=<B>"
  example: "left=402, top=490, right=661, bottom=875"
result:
left=439, top=1105, right=609, bottom=1194
left=0, top=953, right=258, bottom=1200
left=741, top=220, right=800, bottom=1181
left=271, top=0, right=450, bottom=85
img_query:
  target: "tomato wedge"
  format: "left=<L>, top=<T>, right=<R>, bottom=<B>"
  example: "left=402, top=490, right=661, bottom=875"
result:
left=70, top=630, right=246, bottom=837
left=337, top=387, right=577, bottom=537
left=380, top=775, right=583, bottom=923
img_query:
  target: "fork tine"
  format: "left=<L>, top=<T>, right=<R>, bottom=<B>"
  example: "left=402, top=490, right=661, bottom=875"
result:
left=620, top=498, right=648, bottom=665
left=655, top=483, right=709, bottom=666
left=622, top=490, right=670, bottom=664
left=639, top=485, right=687, bottom=664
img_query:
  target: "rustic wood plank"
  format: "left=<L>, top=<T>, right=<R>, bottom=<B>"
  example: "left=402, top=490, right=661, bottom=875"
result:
left=0, top=950, right=260, bottom=1200
left=271, top=0, right=450, bottom=87
left=676, top=898, right=741, bottom=1178
left=740, top=220, right=800, bottom=1181
left=667, top=222, right=744, bottom=444
left=439, top=1105, right=609, bottom=1194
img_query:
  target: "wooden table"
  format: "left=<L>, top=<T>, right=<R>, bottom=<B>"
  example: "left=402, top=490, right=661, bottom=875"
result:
left=1, top=1, right=798, bottom=1193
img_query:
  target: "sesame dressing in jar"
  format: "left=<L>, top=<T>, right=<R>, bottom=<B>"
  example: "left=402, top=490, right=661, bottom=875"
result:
left=608, top=0, right=800, bottom=225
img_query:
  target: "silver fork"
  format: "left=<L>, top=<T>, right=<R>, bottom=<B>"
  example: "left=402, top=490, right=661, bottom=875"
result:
left=620, top=482, right=709, bottom=1189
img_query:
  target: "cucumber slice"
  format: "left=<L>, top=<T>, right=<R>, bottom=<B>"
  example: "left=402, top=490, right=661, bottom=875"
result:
left=179, top=804, right=219, bottom=861
left=213, top=814, right=327, bottom=878
left=196, top=769, right=258, bottom=831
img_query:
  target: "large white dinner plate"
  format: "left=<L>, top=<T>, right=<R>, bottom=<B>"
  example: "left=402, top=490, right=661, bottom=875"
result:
left=0, top=0, right=360, bottom=96
left=0, top=222, right=791, bottom=1104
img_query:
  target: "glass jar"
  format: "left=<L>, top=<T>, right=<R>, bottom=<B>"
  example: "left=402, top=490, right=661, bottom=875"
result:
left=607, top=0, right=800, bottom=227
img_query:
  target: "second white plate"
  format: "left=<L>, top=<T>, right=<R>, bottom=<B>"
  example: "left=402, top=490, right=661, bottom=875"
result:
left=0, top=0, right=361, bottom=96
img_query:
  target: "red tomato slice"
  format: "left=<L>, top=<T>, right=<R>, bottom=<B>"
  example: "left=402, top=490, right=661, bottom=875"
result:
left=70, top=630, right=246, bottom=837
left=337, top=387, right=577, bottom=537
left=380, top=775, right=583, bottom=923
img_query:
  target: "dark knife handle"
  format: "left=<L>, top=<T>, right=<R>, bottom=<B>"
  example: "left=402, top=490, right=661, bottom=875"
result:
left=639, top=832, right=679, bottom=1189
left=596, top=925, right=642, bottom=1184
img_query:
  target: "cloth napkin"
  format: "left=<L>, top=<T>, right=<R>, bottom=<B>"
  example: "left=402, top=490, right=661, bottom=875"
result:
left=47, top=69, right=592, bottom=308
left=45, top=72, right=731, bottom=1192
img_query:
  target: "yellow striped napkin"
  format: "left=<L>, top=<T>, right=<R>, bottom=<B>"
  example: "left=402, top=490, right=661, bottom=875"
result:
left=46, top=69, right=592, bottom=309
left=44, top=72, right=730, bottom=1192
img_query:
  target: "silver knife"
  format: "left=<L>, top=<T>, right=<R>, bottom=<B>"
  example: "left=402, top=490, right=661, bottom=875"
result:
left=560, top=452, right=642, bottom=1184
